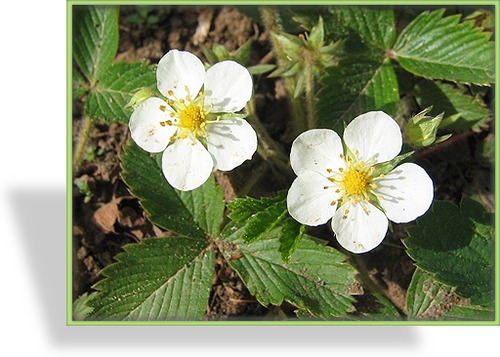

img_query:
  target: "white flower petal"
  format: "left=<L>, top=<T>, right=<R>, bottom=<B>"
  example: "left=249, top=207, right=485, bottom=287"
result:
left=331, top=201, right=388, bottom=254
left=156, top=50, right=205, bottom=100
left=203, top=61, right=252, bottom=112
left=161, top=137, right=214, bottom=191
left=290, top=129, right=345, bottom=177
left=206, top=117, right=257, bottom=171
left=129, top=97, right=177, bottom=153
left=287, top=171, right=342, bottom=226
left=376, top=163, right=434, bottom=223
left=344, top=111, right=402, bottom=164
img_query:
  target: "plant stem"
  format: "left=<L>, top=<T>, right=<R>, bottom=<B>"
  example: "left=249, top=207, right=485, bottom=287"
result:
left=303, top=50, right=316, bottom=129
left=259, top=6, right=307, bottom=134
left=73, top=116, right=93, bottom=172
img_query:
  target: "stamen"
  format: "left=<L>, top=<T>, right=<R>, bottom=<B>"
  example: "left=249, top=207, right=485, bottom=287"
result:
left=327, top=168, right=333, bottom=173
left=359, top=161, right=365, bottom=167
left=159, top=105, right=167, bottom=112
left=378, top=195, right=384, bottom=199
left=347, top=156, right=352, bottom=162
left=340, top=154, right=344, bottom=159
left=167, top=99, right=174, bottom=106
left=330, top=200, right=336, bottom=206
left=179, top=99, right=185, bottom=104
left=159, top=121, right=166, bottom=127
left=169, top=112, right=175, bottom=118
left=328, top=177, right=335, bottom=182
left=335, top=189, right=341, bottom=193
left=324, top=186, right=329, bottom=190
left=166, top=120, right=173, bottom=126
left=345, top=209, right=350, bottom=215
left=355, top=149, right=359, bottom=156
left=339, top=168, right=344, bottom=172
left=167, top=90, right=174, bottom=96
left=371, top=183, right=378, bottom=189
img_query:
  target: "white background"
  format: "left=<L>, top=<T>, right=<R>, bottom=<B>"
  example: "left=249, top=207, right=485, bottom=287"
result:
left=0, top=0, right=498, bottom=355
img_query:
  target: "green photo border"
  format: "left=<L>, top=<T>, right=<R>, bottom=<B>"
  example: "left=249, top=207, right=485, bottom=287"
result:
left=67, top=0, right=500, bottom=326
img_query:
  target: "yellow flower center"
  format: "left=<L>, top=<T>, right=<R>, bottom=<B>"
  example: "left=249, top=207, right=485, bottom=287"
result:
left=342, top=168, right=371, bottom=196
left=178, top=103, right=206, bottom=132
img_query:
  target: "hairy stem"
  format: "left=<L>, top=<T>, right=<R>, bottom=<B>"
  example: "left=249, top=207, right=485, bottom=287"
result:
left=73, top=116, right=93, bottom=172
left=303, top=50, right=316, bottom=129
left=260, top=6, right=307, bottom=134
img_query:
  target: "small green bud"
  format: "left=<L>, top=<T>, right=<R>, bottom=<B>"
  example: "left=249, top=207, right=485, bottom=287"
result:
left=125, top=87, right=155, bottom=110
left=404, top=107, right=448, bottom=147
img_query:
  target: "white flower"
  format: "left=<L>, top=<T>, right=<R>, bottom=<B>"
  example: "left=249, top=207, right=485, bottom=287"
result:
left=129, top=50, right=257, bottom=191
left=287, top=111, right=434, bottom=254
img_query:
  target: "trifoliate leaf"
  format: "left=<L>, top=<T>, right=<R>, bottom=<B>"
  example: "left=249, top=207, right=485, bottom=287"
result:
left=404, top=198, right=494, bottom=305
left=414, top=80, right=490, bottom=133
left=393, top=10, right=494, bottom=85
left=73, top=5, right=119, bottom=86
left=317, top=56, right=398, bottom=134
left=121, top=139, right=225, bottom=239
left=219, top=222, right=356, bottom=319
left=87, top=237, right=215, bottom=320
left=85, top=62, right=156, bottom=124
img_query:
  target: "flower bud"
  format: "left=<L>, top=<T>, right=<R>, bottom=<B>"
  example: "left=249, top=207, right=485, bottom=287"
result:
left=404, top=108, right=447, bottom=147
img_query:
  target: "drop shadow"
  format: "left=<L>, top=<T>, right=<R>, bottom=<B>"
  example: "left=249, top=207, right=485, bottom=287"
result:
left=11, top=187, right=419, bottom=350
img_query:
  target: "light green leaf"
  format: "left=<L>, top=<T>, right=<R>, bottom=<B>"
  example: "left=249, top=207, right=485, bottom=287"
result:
left=317, top=56, right=399, bottom=133
left=73, top=292, right=98, bottom=321
left=73, top=6, right=119, bottom=86
left=219, top=222, right=356, bottom=319
left=88, top=237, right=215, bottom=320
left=404, top=198, right=494, bottom=305
left=121, top=139, right=225, bottom=239
left=414, top=80, right=490, bottom=133
left=393, top=10, right=494, bottom=85
left=85, top=62, right=156, bottom=123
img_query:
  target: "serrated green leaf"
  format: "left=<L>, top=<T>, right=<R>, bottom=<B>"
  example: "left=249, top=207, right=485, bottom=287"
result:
left=317, top=56, right=398, bottom=133
left=219, top=223, right=356, bottom=319
left=73, top=6, right=119, bottom=86
left=441, top=303, right=494, bottom=321
left=72, top=69, right=88, bottom=100
left=406, top=268, right=452, bottom=319
left=414, top=80, right=490, bottom=133
left=73, top=292, right=98, bottom=321
left=327, top=7, right=396, bottom=50
left=393, top=10, right=494, bottom=85
left=85, top=62, right=156, bottom=123
left=88, top=237, right=215, bottom=320
left=404, top=198, right=494, bottom=305
left=121, top=139, right=225, bottom=239
left=228, top=191, right=304, bottom=261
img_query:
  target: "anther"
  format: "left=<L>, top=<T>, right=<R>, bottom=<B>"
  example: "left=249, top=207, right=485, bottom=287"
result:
left=371, top=183, right=378, bottom=189
left=159, top=121, right=166, bottom=127
left=345, top=209, right=350, bottom=215
left=330, top=200, right=336, bottom=206
left=166, top=120, right=173, bottom=126
left=169, top=112, right=175, bottom=118
left=159, top=105, right=167, bottom=112
left=359, top=161, right=365, bottom=167
left=324, top=186, right=329, bottom=190
left=340, top=154, right=344, bottom=159
left=179, top=99, right=185, bottom=104
left=355, top=149, right=360, bottom=156
left=167, top=90, right=174, bottom=96
left=327, top=168, right=333, bottom=173
left=339, top=168, right=344, bottom=172
left=328, top=177, right=335, bottom=182
left=335, top=189, right=340, bottom=193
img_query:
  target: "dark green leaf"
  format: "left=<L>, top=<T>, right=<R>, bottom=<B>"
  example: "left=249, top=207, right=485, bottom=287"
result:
left=85, top=62, right=156, bottom=123
left=406, top=268, right=452, bottom=319
left=228, top=191, right=304, bottom=262
left=327, top=7, right=396, bottom=50
left=88, top=237, right=215, bottom=320
left=219, top=222, right=356, bottom=319
left=317, top=56, right=398, bottom=133
left=414, top=80, right=490, bottom=133
left=121, top=139, right=225, bottom=239
left=73, top=6, right=119, bottom=86
left=404, top=198, right=494, bottom=305
left=393, top=10, right=494, bottom=85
